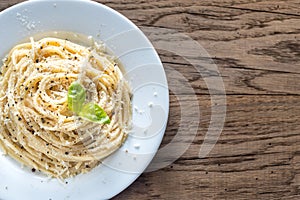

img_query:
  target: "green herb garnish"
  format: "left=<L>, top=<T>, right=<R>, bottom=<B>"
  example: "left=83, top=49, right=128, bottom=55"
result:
left=67, top=82, right=110, bottom=124
left=68, top=82, right=86, bottom=113
left=79, top=102, right=111, bottom=124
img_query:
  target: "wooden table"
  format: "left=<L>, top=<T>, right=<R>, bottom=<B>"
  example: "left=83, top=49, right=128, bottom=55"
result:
left=1, top=0, right=300, bottom=199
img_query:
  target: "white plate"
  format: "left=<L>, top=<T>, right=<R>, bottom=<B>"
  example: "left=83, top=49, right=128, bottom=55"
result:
left=0, top=0, right=169, bottom=199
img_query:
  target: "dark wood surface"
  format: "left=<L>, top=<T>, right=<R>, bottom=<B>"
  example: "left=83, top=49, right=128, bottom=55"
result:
left=1, top=0, right=300, bottom=199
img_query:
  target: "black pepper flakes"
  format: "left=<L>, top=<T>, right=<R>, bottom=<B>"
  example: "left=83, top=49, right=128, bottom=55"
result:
left=36, top=59, right=39, bottom=63
left=65, top=152, right=69, bottom=155
left=18, top=117, right=22, bottom=121
left=25, top=86, right=28, bottom=91
left=31, top=168, right=36, bottom=172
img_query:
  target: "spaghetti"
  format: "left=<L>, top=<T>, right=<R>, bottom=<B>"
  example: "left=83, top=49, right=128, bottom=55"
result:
left=0, top=37, right=131, bottom=178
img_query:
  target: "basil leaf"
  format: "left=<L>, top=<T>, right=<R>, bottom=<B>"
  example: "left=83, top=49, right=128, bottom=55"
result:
left=68, top=82, right=86, bottom=114
left=79, top=102, right=110, bottom=124
left=67, top=82, right=110, bottom=124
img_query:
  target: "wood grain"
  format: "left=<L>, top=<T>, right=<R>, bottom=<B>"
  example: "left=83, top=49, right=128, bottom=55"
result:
left=1, top=0, right=300, bottom=199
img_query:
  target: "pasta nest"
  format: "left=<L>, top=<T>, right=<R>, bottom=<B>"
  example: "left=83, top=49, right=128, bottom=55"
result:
left=0, top=37, right=131, bottom=178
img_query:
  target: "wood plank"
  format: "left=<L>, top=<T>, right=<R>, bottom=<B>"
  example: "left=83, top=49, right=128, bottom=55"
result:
left=100, top=0, right=300, bottom=16
left=162, top=55, right=300, bottom=95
